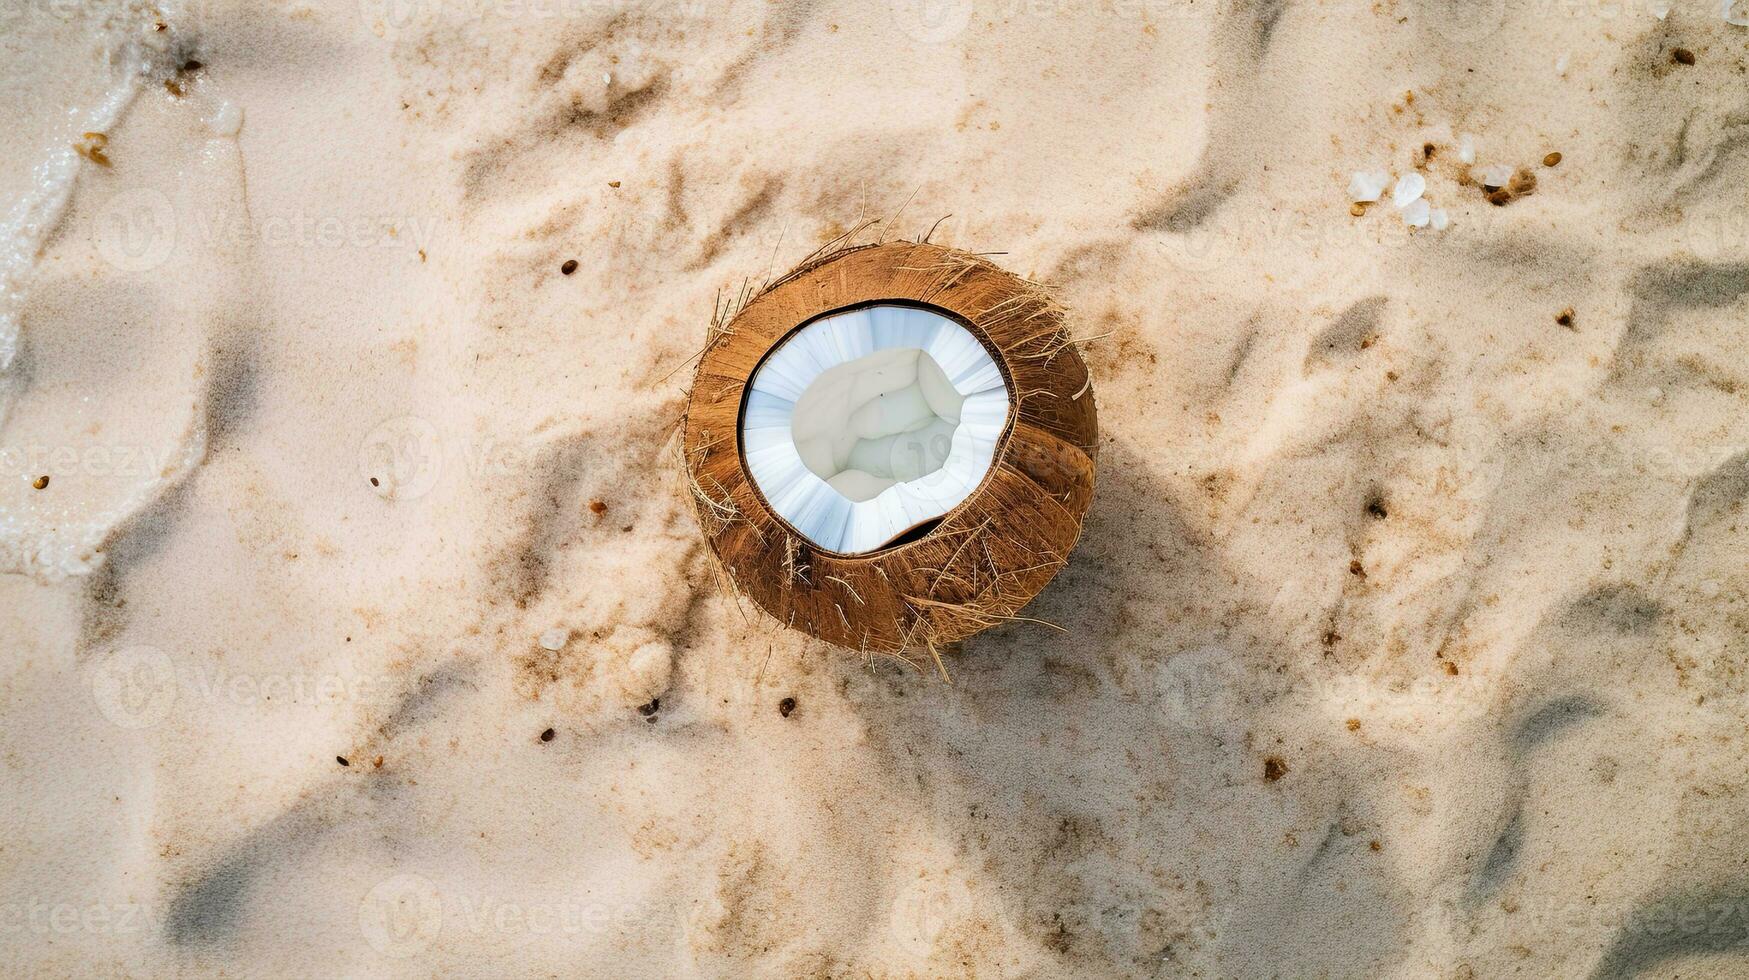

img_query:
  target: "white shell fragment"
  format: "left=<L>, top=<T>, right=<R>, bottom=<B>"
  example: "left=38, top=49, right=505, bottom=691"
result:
left=1402, top=198, right=1431, bottom=228
left=742, top=305, right=1010, bottom=554
left=210, top=102, right=243, bottom=137
left=1457, top=134, right=1476, bottom=165
left=1391, top=173, right=1426, bottom=208
left=1651, top=0, right=1670, bottom=18
left=1349, top=169, right=1391, bottom=203
left=1429, top=207, right=1450, bottom=231
left=1478, top=163, right=1515, bottom=188
left=1727, top=0, right=1749, bottom=26
left=538, top=628, right=568, bottom=651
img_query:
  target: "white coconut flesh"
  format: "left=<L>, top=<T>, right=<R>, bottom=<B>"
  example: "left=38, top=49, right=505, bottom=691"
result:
left=742, top=305, right=1010, bottom=554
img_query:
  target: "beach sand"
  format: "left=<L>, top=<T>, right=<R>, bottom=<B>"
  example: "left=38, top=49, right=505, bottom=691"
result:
left=3, top=0, right=1749, bottom=976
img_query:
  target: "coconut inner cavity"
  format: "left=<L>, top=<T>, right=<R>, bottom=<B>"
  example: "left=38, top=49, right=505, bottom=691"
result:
left=790, top=348, right=965, bottom=502
left=740, top=304, right=1010, bottom=554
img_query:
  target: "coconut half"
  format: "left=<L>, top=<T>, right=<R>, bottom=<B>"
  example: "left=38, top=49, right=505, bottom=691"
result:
left=682, top=241, right=1098, bottom=656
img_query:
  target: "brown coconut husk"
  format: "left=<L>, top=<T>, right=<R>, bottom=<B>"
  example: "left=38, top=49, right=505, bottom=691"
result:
left=681, top=240, right=1098, bottom=660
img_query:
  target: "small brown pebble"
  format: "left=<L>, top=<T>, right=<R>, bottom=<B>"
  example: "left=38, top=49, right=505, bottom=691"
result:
left=637, top=698, right=659, bottom=717
left=165, top=79, right=184, bottom=97
left=1556, top=307, right=1576, bottom=328
left=778, top=697, right=796, bottom=718
left=372, top=756, right=384, bottom=768
left=73, top=132, right=111, bottom=167
left=1672, top=47, right=1696, bottom=66
left=1366, top=499, right=1388, bottom=519
left=1346, top=718, right=1362, bottom=731
left=31, top=476, right=48, bottom=490
left=1543, top=151, right=1562, bottom=167
left=1349, top=559, right=1366, bottom=578
left=182, top=59, right=203, bottom=72
left=1486, top=188, right=1512, bottom=207
left=369, top=477, right=379, bottom=487
left=1264, top=757, right=1288, bottom=782
left=1322, top=631, right=1341, bottom=647
left=336, top=756, right=350, bottom=767
left=1349, top=203, right=1366, bottom=217
left=589, top=499, right=608, bottom=514
left=1443, top=660, right=1460, bottom=676
left=561, top=259, right=578, bottom=275
left=539, top=728, right=555, bottom=742
left=1422, top=142, right=1436, bottom=160
left=1369, top=840, right=1382, bottom=851
left=608, top=180, right=621, bottom=188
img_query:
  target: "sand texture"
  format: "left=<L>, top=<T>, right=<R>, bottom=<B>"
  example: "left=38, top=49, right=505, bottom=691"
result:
left=3, top=0, right=1749, bottom=977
